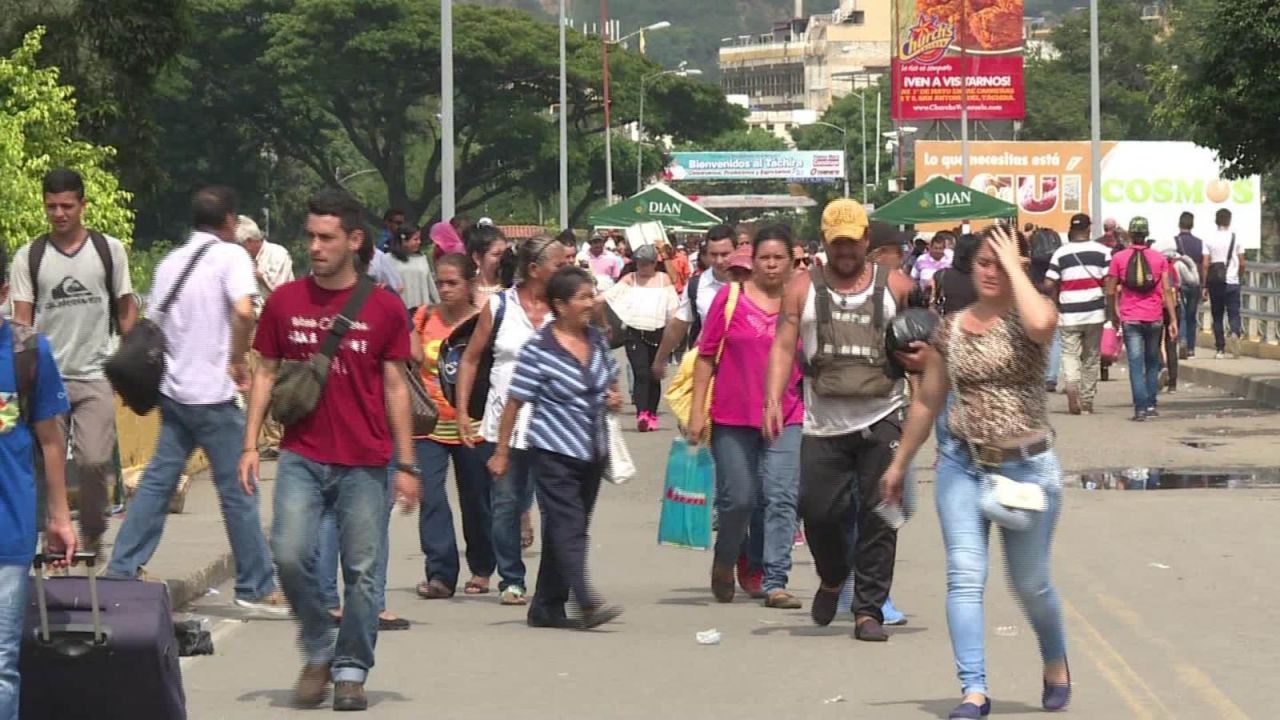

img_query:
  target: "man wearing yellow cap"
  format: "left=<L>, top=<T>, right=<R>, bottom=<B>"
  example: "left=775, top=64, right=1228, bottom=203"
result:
left=764, top=199, right=922, bottom=642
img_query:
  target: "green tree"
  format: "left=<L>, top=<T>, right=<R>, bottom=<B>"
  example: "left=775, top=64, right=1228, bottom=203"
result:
left=1021, top=1, right=1169, bottom=141
left=1154, top=0, right=1280, bottom=178
left=1154, top=0, right=1280, bottom=259
left=152, top=0, right=739, bottom=234
left=0, top=28, right=133, bottom=252
left=1, top=0, right=189, bottom=203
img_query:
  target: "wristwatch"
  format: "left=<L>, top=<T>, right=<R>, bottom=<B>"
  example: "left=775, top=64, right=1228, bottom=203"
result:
left=395, top=463, right=420, bottom=478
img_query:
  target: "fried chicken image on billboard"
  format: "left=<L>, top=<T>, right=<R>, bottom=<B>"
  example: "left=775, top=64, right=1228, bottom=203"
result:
left=912, top=0, right=1022, bottom=52
left=968, top=0, right=1022, bottom=51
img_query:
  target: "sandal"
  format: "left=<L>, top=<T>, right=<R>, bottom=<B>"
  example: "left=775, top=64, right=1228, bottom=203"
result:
left=463, top=578, right=491, bottom=595
left=521, top=512, right=535, bottom=550
left=415, top=579, right=454, bottom=600
left=765, top=590, right=803, bottom=610
left=500, top=587, right=528, bottom=606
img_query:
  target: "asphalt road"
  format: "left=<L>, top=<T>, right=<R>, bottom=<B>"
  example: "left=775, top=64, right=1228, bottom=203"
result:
left=180, top=369, right=1279, bottom=719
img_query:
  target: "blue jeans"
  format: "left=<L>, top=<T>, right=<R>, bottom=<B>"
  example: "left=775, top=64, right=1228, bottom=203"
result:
left=0, top=565, right=28, bottom=720
left=1044, top=328, right=1062, bottom=385
left=710, top=424, right=801, bottom=593
left=1123, top=321, right=1164, bottom=413
left=935, top=438, right=1067, bottom=697
left=491, top=446, right=535, bottom=592
left=106, top=398, right=275, bottom=601
left=1180, top=286, right=1201, bottom=351
left=316, top=467, right=396, bottom=613
left=418, top=439, right=496, bottom=588
left=272, top=451, right=386, bottom=683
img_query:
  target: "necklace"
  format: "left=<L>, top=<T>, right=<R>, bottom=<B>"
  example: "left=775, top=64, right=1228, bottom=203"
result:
left=829, top=266, right=874, bottom=309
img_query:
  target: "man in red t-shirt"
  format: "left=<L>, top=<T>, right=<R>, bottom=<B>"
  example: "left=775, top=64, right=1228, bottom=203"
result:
left=239, top=190, right=419, bottom=711
left=1105, top=217, right=1177, bottom=422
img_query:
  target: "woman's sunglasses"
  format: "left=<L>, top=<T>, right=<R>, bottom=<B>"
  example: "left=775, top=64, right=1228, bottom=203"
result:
left=794, top=257, right=812, bottom=268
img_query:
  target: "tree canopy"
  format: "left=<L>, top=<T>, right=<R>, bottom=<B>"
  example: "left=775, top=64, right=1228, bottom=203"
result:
left=143, top=0, right=741, bottom=236
left=1155, top=0, right=1280, bottom=178
left=1022, top=2, right=1168, bottom=142
left=0, top=28, right=133, bottom=252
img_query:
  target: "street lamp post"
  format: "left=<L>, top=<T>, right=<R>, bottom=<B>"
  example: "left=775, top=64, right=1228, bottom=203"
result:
left=559, top=0, right=568, bottom=229
left=636, top=62, right=700, bottom=194
left=441, top=0, right=456, bottom=219
left=603, top=18, right=671, bottom=205
left=1089, top=0, right=1102, bottom=224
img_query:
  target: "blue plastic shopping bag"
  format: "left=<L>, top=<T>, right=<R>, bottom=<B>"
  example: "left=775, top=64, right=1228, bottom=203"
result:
left=657, top=438, right=715, bottom=550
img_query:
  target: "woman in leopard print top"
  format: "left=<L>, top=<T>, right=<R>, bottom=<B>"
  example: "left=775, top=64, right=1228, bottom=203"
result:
left=881, top=226, right=1071, bottom=718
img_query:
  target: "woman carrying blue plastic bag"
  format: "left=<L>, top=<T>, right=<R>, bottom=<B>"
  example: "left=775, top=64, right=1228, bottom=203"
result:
left=881, top=226, right=1070, bottom=719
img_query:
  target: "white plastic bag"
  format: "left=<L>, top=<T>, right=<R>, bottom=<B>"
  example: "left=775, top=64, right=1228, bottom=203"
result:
left=604, top=415, right=635, bottom=485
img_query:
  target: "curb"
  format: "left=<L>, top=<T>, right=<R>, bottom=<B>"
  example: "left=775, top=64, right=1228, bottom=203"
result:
left=166, top=551, right=236, bottom=611
left=1180, top=363, right=1280, bottom=410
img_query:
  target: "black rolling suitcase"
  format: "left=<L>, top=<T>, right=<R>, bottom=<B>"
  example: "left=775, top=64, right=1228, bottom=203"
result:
left=20, top=553, right=187, bottom=719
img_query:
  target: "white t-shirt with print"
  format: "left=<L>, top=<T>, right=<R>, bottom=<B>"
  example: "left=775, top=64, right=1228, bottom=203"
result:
left=10, top=233, right=134, bottom=381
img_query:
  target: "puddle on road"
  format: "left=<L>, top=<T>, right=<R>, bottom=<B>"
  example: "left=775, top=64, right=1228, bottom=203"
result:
left=1189, top=427, right=1280, bottom=439
left=1179, top=440, right=1227, bottom=450
left=1070, top=468, right=1280, bottom=490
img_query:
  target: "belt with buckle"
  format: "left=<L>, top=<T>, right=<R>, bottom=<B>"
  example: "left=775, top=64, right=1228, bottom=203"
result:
left=964, top=436, right=1053, bottom=468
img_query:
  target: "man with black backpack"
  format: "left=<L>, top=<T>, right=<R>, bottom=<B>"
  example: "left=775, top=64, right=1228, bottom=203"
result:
left=10, top=168, right=137, bottom=554
left=1105, top=217, right=1177, bottom=422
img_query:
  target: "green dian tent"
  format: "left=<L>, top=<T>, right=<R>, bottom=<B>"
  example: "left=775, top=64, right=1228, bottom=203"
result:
left=872, top=176, right=1018, bottom=225
left=588, top=183, right=722, bottom=232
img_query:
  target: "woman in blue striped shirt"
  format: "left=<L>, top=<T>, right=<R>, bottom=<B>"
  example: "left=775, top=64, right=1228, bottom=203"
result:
left=488, top=266, right=624, bottom=630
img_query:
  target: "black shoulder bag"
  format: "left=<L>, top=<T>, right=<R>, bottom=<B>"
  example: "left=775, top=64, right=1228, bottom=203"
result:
left=106, top=241, right=215, bottom=415
left=270, top=276, right=376, bottom=427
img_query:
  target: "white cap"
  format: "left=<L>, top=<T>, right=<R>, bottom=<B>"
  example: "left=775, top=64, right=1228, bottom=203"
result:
left=478, top=217, right=494, bottom=227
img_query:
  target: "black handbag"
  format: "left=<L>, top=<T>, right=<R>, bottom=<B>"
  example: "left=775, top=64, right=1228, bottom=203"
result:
left=106, top=241, right=215, bottom=415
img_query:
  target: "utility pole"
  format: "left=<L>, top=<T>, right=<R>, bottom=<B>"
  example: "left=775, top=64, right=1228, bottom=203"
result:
left=601, top=0, right=614, bottom=204
left=1089, top=0, right=1102, bottom=224
left=441, top=0, right=456, bottom=219
left=559, top=0, right=569, bottom=229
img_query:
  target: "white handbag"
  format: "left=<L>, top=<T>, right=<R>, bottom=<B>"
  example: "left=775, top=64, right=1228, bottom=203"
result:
left=604, top=415, right=636, bottom=485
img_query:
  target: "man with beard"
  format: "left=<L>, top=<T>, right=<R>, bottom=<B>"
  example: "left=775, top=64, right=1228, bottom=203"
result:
left=764, top=199, right=922, bottom=642
left=240, top=189, right=419, bottom=711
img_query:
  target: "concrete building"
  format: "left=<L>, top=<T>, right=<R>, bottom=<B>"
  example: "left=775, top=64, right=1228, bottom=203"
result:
left=718, top=0, right=891, bottom=144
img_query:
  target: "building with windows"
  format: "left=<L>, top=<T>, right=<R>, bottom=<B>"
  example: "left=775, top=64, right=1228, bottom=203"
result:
left=718, top=1, right=891, bottom=143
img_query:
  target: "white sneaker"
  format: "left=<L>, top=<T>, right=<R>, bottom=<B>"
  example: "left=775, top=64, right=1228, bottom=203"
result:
left=234, top=590, right=291, bottom=617
left=1215, top=351, right=1226, bottom=360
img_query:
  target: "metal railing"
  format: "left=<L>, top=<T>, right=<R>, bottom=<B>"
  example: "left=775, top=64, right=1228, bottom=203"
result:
left=1198, top=261, right=1280, bottom=345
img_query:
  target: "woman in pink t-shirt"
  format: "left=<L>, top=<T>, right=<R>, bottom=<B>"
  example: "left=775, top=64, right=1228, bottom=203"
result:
left=687, top=226, right=804, bottom=609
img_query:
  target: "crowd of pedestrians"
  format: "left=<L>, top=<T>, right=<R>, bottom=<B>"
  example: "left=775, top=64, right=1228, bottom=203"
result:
left=0, top=163, right=1263, bottom=717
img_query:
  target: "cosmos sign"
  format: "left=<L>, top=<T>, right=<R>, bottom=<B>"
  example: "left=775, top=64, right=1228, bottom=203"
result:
left=914, top=140, right=1263, bottom=248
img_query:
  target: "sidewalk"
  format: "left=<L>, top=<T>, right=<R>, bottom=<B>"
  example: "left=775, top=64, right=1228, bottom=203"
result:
left=97, top=462, right=278, bottom=610
left=1180, top=354, right=1280, bottom=408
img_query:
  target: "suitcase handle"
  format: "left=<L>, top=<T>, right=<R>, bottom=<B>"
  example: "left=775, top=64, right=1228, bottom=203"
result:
left=32, top=552, right=105, bottom=647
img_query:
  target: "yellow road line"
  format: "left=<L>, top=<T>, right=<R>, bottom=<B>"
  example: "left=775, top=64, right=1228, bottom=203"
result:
left=1063, top=598, right=1173, bottom=718
left=1093, top=592, right=1252, bottom=720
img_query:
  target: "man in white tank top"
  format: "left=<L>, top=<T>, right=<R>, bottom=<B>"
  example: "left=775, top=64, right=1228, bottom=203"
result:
left=765, top=199, right=923, bottom=642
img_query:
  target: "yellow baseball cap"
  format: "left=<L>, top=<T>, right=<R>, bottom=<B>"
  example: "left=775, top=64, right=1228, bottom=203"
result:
left=821, top=199, right=870, bottom=243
